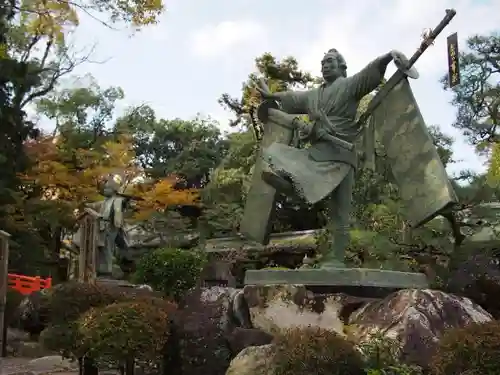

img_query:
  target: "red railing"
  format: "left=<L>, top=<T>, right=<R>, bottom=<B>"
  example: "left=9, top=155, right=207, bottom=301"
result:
left=7, top=273, right=52, bottom=295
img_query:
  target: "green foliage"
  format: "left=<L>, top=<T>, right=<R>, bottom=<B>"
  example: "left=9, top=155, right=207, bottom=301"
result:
left=78, top=300, right=175, bottom=366
left=5, top=288, right=24, bottom=325
left=431, top=320, right=500, bottom=375
left=442, top=33, right=500, bottom=147
left=39, top=281, right=173, bottom=360
left=115, top=111, right=228, bottom=186
left=42, top=282, right=122, bottom=325
left=272, top=327, right=365, bottom=375
left=40, top=322, right=84, bottom=358
left=358, top=333, right=423, bottom=375
left=38, top=282, right=123, bottom=358
left=132, top=247, right=208, bottom=301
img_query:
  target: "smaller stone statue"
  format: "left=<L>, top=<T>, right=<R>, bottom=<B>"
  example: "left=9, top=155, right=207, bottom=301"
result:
left=90, top=173, right=131, bottom=277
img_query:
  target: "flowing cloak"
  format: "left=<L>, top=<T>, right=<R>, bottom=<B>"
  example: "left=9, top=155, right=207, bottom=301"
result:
left=263, top=58, right=384, bottom=204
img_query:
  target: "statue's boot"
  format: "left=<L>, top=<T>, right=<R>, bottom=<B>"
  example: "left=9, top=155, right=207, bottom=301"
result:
left=319, top=228, right=349, bottom=269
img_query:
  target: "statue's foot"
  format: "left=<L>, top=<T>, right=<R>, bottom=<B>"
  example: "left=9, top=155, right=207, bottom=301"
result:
left=319, top=261, right=346, bottom=269
left=262, top=170, right=294, bottom=195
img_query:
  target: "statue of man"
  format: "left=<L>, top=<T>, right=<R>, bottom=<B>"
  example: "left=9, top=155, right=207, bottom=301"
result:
left=91, top=173, right=130, bottom=277
left=255, top=49, right=402, bottom=268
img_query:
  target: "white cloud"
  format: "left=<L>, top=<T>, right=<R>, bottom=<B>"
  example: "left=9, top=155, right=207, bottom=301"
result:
left=189, top=20, right=266, bottom=58
left=295, top=0, right=500, bottom=175
left=298, top=0, right=500, bottom=77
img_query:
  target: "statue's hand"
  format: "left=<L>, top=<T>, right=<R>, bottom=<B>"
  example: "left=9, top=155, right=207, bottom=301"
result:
left=255, top=78, right=275, bottom=100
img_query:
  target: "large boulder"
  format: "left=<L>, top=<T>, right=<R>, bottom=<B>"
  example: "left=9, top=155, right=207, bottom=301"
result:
left=174, top=286, right=272, bottom=375
left=225, top=344, right=274, bottom=375
left=243, top=284, right=373, bottom=336
left=348, top=289, right=493, bottom=368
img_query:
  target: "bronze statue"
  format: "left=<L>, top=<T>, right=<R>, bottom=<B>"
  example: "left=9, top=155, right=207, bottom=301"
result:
left=253, top=49, right=411, bottom=268
left=242, top=9, right=459, bottom=288
left=89, top=173, right=131, bottom=277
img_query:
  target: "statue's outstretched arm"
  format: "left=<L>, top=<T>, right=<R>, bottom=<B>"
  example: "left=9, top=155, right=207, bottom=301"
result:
left=347, top=52, right=394, bottom=100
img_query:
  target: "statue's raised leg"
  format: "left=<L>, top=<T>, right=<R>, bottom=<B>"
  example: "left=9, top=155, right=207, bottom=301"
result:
left=239, top=100, right=296, bottom=244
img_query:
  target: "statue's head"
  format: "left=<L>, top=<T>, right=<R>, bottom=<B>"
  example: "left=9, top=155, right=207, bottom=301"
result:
left=321, top=48, right=347, bottom=82
left=102, top=173, right=123, bottom=197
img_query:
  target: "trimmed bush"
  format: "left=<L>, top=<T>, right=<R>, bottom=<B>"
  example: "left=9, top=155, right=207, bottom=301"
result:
left=272, top=327, right=365, bottom=375
left=41, top=282, right=121, bottom=325
left=431, top=320, right=500, bottom=375
left=40, top=322, right=84, bottom=358
left=78, top=300, right=175, bottom=367
left=133, top=248, right=207, bottom=301
left=38, top=281, right=172, bottom=360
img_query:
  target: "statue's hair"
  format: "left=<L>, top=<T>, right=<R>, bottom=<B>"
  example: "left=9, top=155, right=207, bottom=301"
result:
left=326, top=48, right=339, bottom=54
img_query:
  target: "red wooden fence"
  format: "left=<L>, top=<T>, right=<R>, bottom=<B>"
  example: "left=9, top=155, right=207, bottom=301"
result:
left=7, top=273, right=52, bottom=295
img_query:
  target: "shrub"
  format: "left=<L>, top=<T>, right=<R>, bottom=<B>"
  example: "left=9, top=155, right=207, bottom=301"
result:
left=38, top=281, right=169, bottom=359
left=5, top=288, right=24, bottom=325
left=40, top=322, right=84, bottom=358
left=358, top=333, right=423, bottom=375
left=78, top=300, right=175, bottom=367
left=430, top=320, right=500, bottom=375
left=133, top=248, right=208, bottom=301
left=272, top=327, right=365, bottom=375
left=41, top=281, right=121, bottom=325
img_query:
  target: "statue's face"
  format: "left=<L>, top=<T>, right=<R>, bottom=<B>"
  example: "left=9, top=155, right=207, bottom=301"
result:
left=102, top=173, right=122, bottom=197
left=321, top=51, right=347, bottom=82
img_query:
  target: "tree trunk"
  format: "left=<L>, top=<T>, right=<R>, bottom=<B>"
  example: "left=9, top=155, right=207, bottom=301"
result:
left=79, top=357, right=98, bottom=375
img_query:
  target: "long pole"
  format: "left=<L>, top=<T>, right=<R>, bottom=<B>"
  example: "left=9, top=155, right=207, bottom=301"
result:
left=0, top=230, right=11, bottom=358
left=357, top=9, right=457, bottom=126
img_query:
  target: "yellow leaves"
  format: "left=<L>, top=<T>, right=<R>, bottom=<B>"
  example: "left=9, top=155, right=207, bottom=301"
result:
left=126, top=0, right=165, bottom=26
left=23, top=134, right=200, bottom=224
left=486, top=141, right=500, bottom=186
left=19, top=0, right=79, bottom=44
left=15, top=0, right=165, bottom=47
left=0, top=43, right=9, bottom=58
left=21, top=134, right=138, bottom=207
left=131, top=177, right=200, bottom=221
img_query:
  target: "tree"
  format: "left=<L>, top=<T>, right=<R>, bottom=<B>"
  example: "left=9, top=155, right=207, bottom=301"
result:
left=14, top=83, right=200, bottom=275
left=0, top=0, right=47, bottom=274
left=443, top=33, right=500, bottom=146
left=114, top=108, right=229, bottom=188
left=210, top=53, right=323, bottom=236
left=442, top=33, right=500, bottom=184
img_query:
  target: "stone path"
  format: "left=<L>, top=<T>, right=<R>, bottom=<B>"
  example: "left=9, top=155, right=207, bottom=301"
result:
left=0, top=356, right=78, bottom=375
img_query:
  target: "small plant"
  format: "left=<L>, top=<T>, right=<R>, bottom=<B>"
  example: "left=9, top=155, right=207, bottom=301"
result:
left=132, top=247, right=208, bottom=301
left=430, top=320, right=500, bottom=375
left=78, top=300, right=175, bottom=368
left=358, top=332, right=423, bottom=375
left=272, top=327, right=365, bottom=375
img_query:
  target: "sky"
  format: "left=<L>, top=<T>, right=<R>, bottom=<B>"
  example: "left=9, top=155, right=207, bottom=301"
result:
left=41, top=0, right=500, bottom=177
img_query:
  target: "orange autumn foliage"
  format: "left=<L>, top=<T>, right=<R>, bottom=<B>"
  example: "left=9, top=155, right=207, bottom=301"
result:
left=128, top=177, right=199, bottom=221
left=21, top=134, right=200, bottom=222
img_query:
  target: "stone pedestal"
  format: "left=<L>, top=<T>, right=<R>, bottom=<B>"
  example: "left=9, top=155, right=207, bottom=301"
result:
left=244, top=268, right=428, bottom=292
